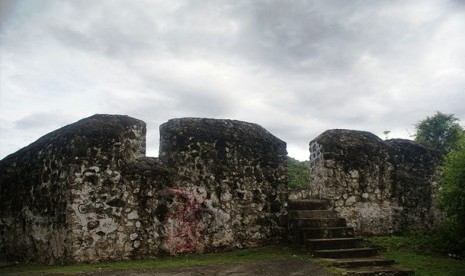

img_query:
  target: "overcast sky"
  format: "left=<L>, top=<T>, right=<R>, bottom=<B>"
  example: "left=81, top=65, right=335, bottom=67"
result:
left=1, top=0, right=464, bottom=161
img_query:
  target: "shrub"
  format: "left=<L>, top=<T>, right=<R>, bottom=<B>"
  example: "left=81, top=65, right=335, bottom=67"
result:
left=287, top=157, right=311, bottom=190
left=438, top=136, right=465, bottom=253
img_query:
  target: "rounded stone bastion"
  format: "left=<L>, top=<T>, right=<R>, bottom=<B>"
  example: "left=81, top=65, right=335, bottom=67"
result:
left=158, top=118, right=288, bottom=253
left=308, top=129, right=441, bottom=235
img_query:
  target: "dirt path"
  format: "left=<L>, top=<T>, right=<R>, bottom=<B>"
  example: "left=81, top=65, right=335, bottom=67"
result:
left=76, top=259, right=334, bottom=276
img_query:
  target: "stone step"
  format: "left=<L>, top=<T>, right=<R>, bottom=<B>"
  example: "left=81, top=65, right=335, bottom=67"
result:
left=288, top=199, right=329, bottom=210
left=292, top=218, right=347, bottom=228
left=307, top=238, right=363, bottom=250
left=289, top=210, right=338, bottom=219
left=346, top=266, right=414, bottom=276
left=329, top=257, right=395, bottom=268
left=286, top=197, right=413, bottom=276
left=313, top=248, right=378, bottom=259
left=300, top=227, right=355, bottom=239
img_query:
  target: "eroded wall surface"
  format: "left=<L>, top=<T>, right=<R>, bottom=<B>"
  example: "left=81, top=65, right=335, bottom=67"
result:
left=159, top=118, right=288, bottom=254
left=0, top=114, right=147, bottom=263
left=308, top=129, right=441, bottom=235
left=0, top=115, right=287, bottom=264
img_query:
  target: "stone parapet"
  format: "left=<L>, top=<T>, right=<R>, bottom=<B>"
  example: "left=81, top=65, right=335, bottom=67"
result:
left=308, top=129, right=441, bottom=235
left=159, top=118, right=288, bottom=253
left=0, top=115, right=287, bottom=264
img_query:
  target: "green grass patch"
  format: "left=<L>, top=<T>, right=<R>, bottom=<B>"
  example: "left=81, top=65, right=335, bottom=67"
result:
left=312, top=258, right=346, bottom=276
left=368, top=235, right=465, bottom=276
left=0, top=245, right=307, bottom=275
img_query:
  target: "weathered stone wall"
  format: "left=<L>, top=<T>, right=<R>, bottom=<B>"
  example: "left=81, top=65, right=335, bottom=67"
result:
left=308, top=129, right=441, bottom=235
left=159, top=118, right=288, bottom=253
left=0, top=115, right=287, bottom=264
left=0, top=138, right=70, bottom=264
left=65, top=115, right=148, bottom=263
left=0, top=114, right=147, bottom=263
left=387, top=139, right=443, bottom=233
left=120, top=157, right=174, bottom=259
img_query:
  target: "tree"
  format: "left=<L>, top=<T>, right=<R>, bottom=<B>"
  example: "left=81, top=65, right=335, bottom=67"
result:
left=415, top=111, right=464, bottom=156
left=287, top=157, right=311, bottom=190
left=438, top=136, right=465, bottom=253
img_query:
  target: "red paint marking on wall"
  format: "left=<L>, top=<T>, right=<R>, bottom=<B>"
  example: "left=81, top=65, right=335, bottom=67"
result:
left=164, top=187, right=208, bottom=254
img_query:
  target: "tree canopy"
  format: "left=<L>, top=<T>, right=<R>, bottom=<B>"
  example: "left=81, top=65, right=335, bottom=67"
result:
left=287, top=157, right=311, bottom=190
left=414, top=111, right=464, bottom=156
left=415, top=112, right=465, bottom=253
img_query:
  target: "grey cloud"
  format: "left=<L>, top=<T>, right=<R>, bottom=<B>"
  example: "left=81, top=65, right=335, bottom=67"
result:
left=45, top=0, right=240, bottom=60
left=169, top=89, right=235, bottom=117
left=223, top=1, right=371, bottom=72
left=1, top=0, right=465, bottom=161
left=14, top=112, right=74, bottom=130
left=46, top=3, right=159, bottom=57
left=0, top=0, right=18, bottom=26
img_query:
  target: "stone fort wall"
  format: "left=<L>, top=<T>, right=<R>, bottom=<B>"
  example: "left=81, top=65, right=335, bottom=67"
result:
left=0, top=116, right=442, bottom=264
left=308, top=129, right=442, bottom=235
left=0, top=115, right=287, bottom=264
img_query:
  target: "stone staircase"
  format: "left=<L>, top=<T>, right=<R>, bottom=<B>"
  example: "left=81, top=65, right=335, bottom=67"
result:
left=288, top=199, right=414, bottom=276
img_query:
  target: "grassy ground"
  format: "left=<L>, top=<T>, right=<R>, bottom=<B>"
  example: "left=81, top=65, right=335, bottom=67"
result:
left=0, top=245, right=308, bottom=275
left=368, top=235, right=465, bottom=276
left=4, top=237, right=464, bottom=275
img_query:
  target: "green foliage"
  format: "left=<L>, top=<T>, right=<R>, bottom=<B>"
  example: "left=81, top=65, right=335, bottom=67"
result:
left=415, top=111, right=464, bottom=156
left=287, top=157, right=311, bottom=190
left=368, top=235, right=465, bottom=276
left=438, top=136, right=465, bottom=253
left=414, top=112, right=465, bottom=253
left=413, top=112, right=465, bottom=253
left=368, top=234, right=448, bottom=255
left=382, top=251, right=464, bottom=276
